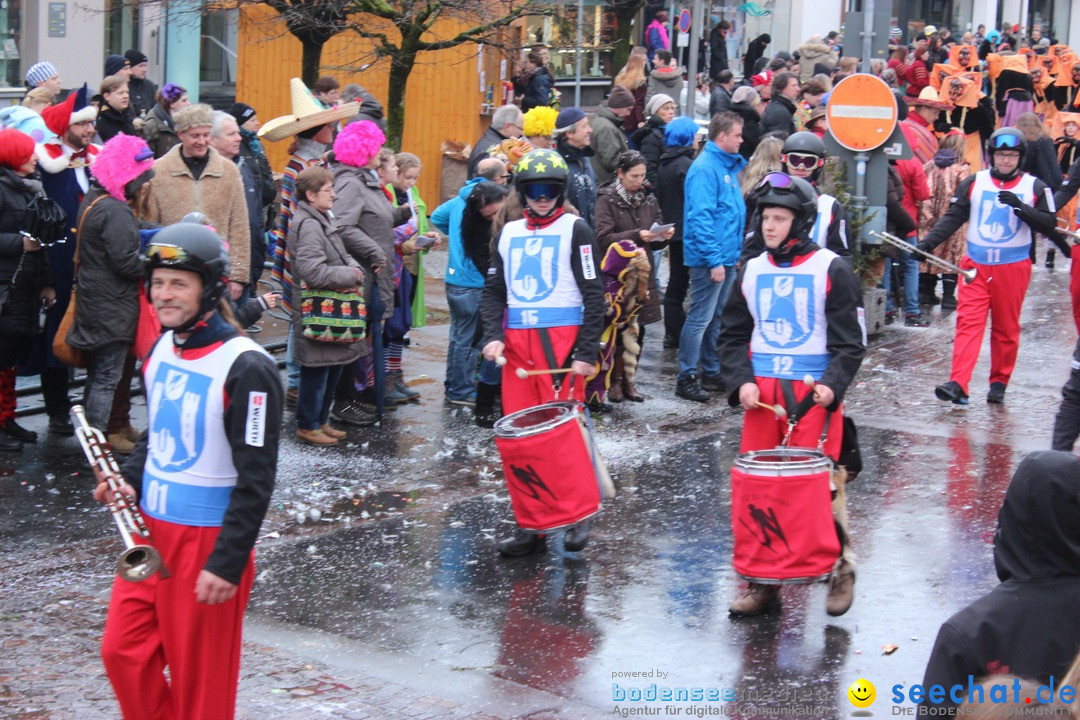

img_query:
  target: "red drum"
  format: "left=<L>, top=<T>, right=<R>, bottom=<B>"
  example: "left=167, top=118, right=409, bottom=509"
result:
left=494, top=402, right=603, bottom=532
left=730, top=447, right=840, bottom=584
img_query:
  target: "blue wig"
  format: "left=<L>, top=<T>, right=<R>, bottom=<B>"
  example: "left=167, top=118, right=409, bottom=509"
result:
left=665, top=116, right=700, bottom=148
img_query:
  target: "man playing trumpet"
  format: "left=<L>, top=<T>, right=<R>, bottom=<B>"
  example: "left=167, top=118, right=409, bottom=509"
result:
left=93, top=223, right=282, bottom=720
left=919, top=128, right=1065, bottom=405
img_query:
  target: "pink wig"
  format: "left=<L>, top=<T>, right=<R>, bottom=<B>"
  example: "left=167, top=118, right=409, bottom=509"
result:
left=91, top=133, right=155, bottom=201
left=333, top=120, right=386, bottom=168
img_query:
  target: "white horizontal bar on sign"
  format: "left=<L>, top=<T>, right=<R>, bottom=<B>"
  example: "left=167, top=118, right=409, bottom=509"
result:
left=829, top=105, right=896, bottom=119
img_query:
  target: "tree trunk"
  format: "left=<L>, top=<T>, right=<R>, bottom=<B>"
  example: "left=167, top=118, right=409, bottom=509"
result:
left=385, top=48, right=417, bottom=149
left=301, top=39, right=324, bottom=88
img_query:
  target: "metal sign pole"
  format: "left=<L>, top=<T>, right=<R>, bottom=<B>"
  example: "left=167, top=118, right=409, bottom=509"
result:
left=685, top=0, right=703, bottom=116
left=575, top=0, right=583, bottom=107
left=861, top=0, right=875, bottom=74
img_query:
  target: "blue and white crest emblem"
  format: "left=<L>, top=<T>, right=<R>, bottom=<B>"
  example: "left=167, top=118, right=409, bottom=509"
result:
left=148, top=364, right=211, bottom=472
left=757, top=273, right=815, bottom=348
left=976, top=189, right=1020, bottom=243
left=508, top=234, right=559, bottom=303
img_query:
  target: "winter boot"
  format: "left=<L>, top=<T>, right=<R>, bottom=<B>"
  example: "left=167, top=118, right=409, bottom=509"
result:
left=497, top=530, right=546, bottom=557
left=384, top=374, right=410, bottom=404
left=987, top=382, right=1007, bottom=404
left=825, top=562, right=856, bottom=616
left=940, top=274, right=958, bottom=310
left=918, top=273, right=940, bottom=306
left=676, top=375, right=710, bottom=402
left=296, top=427, right=338, bottom=446
left=563, top=521, right=591, bottom=552
left=390, top=371, right=420, bottom=401
left=474, top=382, right=501, bottom=428
left=729, top=583, right=782, bottom=617
left=935, top=380, right=969, bottom=405
left=607, top=357, right=625, bottom=403
left=1047, top=248, right=1057, bottom=269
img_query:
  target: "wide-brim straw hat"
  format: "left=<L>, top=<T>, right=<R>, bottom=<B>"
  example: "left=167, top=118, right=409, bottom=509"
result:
left=906, top=86, right=951, bottom=111
left=259, top=78, right=360, bottom=142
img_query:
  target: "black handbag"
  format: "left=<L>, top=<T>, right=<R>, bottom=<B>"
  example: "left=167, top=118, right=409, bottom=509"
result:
left=24, top=195, right=69, bottom=247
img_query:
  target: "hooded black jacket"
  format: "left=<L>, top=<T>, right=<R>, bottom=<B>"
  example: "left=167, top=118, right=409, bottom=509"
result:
left=920, top=451, right=1080, bottom=712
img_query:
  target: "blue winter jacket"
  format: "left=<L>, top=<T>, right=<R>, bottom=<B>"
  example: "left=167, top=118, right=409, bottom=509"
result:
left=682, top=140, right=747, bottom=269
left=431, top=177, right=486, bottom=288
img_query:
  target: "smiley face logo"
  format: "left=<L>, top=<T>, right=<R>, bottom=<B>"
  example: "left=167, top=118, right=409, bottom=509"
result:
left=848, top=679, right=876, bottom=708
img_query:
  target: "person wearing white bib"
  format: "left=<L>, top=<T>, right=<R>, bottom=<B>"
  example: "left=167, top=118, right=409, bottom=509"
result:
left=919, top=128, right=1065, bottom=406
left=93, top=223, right=281, bottom=720
left=719, top=173, right=866, bottom=619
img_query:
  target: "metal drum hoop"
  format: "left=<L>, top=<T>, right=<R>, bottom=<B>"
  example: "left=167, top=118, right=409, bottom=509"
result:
left=734, top=446, right=833, bottom=475
left=494, top=402, right=580, bottom=439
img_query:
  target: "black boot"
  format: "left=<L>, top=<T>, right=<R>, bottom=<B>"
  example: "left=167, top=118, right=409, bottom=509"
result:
left=474, top=382, right=500, bottom=428
left=918, top=273, right=940, bottom=306
left=563, top=521, right=591, bottom=552
left=941, top=275, right=958, bottom=310
left=1047, top=248, right=1057, bottom=269
left=497, top=530, right=546, bottom=557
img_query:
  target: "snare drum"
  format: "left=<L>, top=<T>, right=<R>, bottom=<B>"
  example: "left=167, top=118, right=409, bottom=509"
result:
left=494, top=402, right=608, bottom=532
left=731, top=447, right=840, bottom=584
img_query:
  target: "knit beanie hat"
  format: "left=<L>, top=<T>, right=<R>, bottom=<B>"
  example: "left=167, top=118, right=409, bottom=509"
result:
left=606, top=86, right=635, bottom=109
left=333, top=120, right=385, bottom=168
left=124, top=49, right=148, bottom=66
left=731, top=86, right=760, bottom=105
left=228, top=102, right=256, bottom=126
left=522, top=106, right=558, bottom=138
left=555, top=106, right=587, bottom=130
left=90, top=133, right=155, bottom=201
left=25, top=61, right=58, bottom=88
left=0, top=128, right=36, bottom=170
left=646, top=93, right=675, bottom=117
left=104, top=54, right=129, bottom=77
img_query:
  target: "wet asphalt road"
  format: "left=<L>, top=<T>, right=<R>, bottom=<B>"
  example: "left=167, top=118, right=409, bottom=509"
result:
left=1, top=254, right=1075, bottom=719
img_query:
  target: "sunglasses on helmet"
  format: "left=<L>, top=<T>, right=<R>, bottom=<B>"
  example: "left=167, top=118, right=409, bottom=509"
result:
left=991, top=133, right=1022, bottom=149
left=144, top=243, right=191, bottom=265
left=523, top=182, right=561, bottom=201
left=785, top=152, right=822, bottom=170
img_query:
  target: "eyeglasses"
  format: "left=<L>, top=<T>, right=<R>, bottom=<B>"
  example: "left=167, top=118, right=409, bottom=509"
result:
left=144, top=243, right=190, bottom=265
left=523, top=182, right=561, bottom=200
left=785, top=152, right=822, bottom=170
left=990, top=133, right=1022, bottom=149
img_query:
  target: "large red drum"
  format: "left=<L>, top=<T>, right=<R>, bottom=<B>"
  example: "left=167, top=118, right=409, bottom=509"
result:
left=731, top=447, right=840, bottom=584
left=494, top=402, right=603, bottom=532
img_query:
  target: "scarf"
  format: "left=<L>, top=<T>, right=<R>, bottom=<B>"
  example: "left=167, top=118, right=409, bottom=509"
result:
left=239, top=127, right=266, bottom=162
left=614, top=178, right=645, bottom=208
left=524, top=206, right=566, bottom=230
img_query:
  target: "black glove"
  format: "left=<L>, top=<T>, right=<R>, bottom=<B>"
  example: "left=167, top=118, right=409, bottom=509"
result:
left=915, top=239, right=935, bottom=255
left=997, top=190, right=1024, bottom=209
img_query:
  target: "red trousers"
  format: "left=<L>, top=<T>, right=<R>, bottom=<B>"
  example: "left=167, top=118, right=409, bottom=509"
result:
left=102, top=516, right=254, bottom=720
left=1071, top=255, right=1080, bottom=334
left=501, top=326, right=586, bottom=416
left=740, top=376, right=844, bottom=461
left=949, top=257, right=1031, bottom=393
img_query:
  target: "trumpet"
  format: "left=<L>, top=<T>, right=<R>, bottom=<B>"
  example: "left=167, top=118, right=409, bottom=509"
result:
left=1055, top=221, right=1080, bottom=245
left=71, top=405, right=166, bottom=582
left=869, top=231, right=977, bottom=284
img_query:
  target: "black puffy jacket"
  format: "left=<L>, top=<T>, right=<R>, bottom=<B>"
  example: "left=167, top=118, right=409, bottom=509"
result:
left=0, top=169, right=52, bottom=336
left=631, top=114, right=667, bottom=189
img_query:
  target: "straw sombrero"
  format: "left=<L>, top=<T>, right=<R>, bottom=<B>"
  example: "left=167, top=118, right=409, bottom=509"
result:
left=906, top=86, right=951, bottom=111
left=259, top=78, right=360, bottom=142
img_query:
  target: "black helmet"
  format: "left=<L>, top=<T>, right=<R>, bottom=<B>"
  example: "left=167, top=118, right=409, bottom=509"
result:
left=514, top=149, right=570, bottom=218
left=143, top=222, right=230, bottom=332
left=753, top=172, right=818, bottom=255
left=987, top=128, right=1027, bottom=181
left=782, top=131, right=826, bottom=179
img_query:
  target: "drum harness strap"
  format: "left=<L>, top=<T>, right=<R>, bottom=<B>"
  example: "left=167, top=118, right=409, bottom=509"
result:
left=779, top=379, right=841, bottom=502
left=779, top=379, right=833, bottom=450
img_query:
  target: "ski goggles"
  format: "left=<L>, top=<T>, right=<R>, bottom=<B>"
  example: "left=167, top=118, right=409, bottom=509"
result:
left=990, top=133, right=1022, bottom=150
left=785, top=152, right=823, bottom=170
left=755, top=171, right=799, bottom=192
left=144, top=243, right=191, bottom=265
left=522, top=182, right=561, bottom=201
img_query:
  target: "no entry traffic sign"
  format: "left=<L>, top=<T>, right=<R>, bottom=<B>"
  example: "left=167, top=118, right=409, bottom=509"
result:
left=826, top=74, right=898, bottom=152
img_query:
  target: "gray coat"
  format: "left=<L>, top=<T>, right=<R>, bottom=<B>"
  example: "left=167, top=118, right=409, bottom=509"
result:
left=289, top=200, right=366, bottom=367
left=68, top=185, right=142, bottom=350
left=329, top=163, right=409, bottom=320
left=589, top=106, right=629, bottom=186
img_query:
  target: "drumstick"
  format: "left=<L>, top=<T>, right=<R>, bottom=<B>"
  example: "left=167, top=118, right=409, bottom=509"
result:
left=755, top=401, right=787, bottom=418
left=803, top=374, right=818, bottom=392
left=515, top=367, right=573, bottom=379
left=494, top=355, right=507, bottom=367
